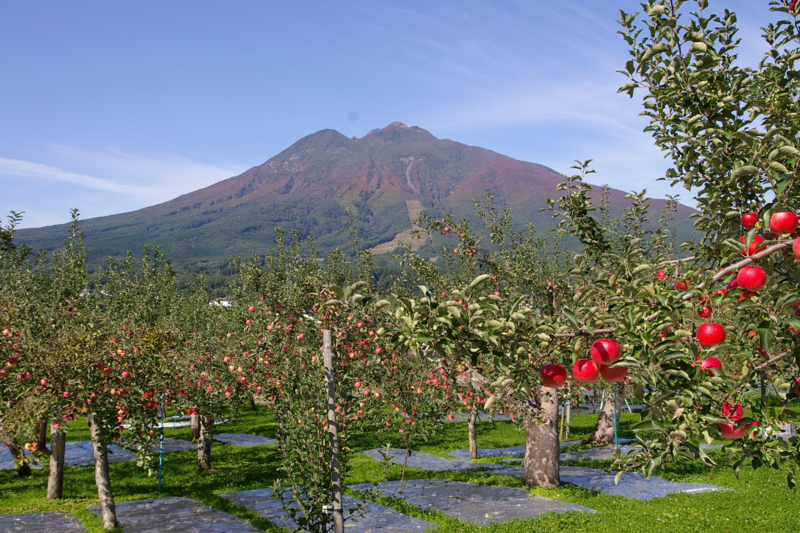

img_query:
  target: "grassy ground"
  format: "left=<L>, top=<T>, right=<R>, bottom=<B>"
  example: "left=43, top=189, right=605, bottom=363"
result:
left=1, top=408, right=798, bottom=532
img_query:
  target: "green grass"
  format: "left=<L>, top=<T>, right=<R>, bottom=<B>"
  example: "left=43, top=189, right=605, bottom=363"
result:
left=1, top=408, right=798, bottom=532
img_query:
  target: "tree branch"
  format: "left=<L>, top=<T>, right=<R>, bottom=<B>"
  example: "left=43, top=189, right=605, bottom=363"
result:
left=754, top=349, right=793, bottom=371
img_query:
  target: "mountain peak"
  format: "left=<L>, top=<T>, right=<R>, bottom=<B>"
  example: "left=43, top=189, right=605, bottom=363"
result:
left=16, top=124, right=697, bottom=282
left=361, top=122, right=437, bottom=145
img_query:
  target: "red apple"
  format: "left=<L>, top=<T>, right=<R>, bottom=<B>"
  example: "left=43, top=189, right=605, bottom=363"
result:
left=793, top=237, right=800, bottom=259
left=102, top=367, right=112, bottom=377
left=540, top=364, right=567, bottom=388
left=739, top=234, right=766, bottom=256
left=573, top=358, right=600, bottom=383
left=697, top=323, right=726, bottom=348
left=769, top=211, right=798, bottom=234
left=698, top=305, right=712, bottom=318
left=676, top=280, right=689, bottom=290
left=718, top=422, right=746, bottom=439
left=736, top=265, right=767, bottom=291
left=590, top=339, right=621, bottom=364
left=741, top=212, right=758, bottom=229
left=718, top=420, right=758, bottom=439
left=656, top=270, right=667, bottom=280
left=721, top=402, right=743, bottom=421
left=121, top=371, right=131, bottom=379
left=700, top=356, right=723, bottom=373
left=599, top=364, right=628, bottom=382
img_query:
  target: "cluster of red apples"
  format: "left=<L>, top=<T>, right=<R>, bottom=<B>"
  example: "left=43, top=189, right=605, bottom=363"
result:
left=538, top=210, right=798, bottom=393
left=540, top=339, right=626, bottom=388
left=738, top=211, right=800, bottom=291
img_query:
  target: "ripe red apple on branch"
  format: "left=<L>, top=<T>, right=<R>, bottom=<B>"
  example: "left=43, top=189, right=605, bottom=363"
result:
left=599, top=364, right=627, bottom=382
left=741, top=212, right=758, bottom=229
left=739, top=234, right=766, bottom=256
left=697, top=323, right=726, bottom=348
left=736, top=265, right=768, bottom=292
left=590, top=339, right=621, bottom=364
left=700, top=356, right=723, bottom=374
left=573, top=358, right=600, bottom=383
left=717, top=402, right=757, bottom=439
left=540, top=364, right=567, bottom=388
left=769, top=211, right=798, bottom=235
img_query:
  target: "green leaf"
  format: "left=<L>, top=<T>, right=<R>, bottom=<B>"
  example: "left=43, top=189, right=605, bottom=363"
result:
left=633, top=420, right=666, bottom=433
left=641, top=42, right=670, bottom=62
left=770, top=161, right=789, bottom=173
left=731, top=166, right=759, bottom=180
left=466, top=274, right=492, bottom=291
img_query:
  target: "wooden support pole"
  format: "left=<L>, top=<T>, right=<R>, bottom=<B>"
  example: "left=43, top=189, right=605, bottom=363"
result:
left=323, top=329, right=344, bottom=533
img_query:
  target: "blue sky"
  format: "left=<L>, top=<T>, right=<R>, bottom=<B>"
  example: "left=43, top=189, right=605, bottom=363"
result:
left=0, top=1, right=773, bottom=228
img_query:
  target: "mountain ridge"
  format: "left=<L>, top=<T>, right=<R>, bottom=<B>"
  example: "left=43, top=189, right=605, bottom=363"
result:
left=15, top=122, right=696, bottom=283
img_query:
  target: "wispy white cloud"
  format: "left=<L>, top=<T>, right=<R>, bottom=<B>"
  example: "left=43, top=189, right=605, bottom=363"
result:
left=0, top=147, right=247, bottom=228
left=0, top=157, right=160, bottom=197
left=45, top=145, right=246, bottom=198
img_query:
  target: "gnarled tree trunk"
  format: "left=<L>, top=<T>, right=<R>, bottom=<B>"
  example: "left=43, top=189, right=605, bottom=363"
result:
left=88, top=415, right=117, bottom=529
left=584, top=383, right=625, bottom=446
left=47, top=422, right=66, bottom=500
left=197, top=418, right=213, bottom=471
left=468, top=404, right=479, bottom=459
left=190, top=413, right=200, bottom=441
left=523, top=386, right=560, bottom=488
left=1, top=437, right=31, bottom=477
left=36, top=421, right=48, bottom=452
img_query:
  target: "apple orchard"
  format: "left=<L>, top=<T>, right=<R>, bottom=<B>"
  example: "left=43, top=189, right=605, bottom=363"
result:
left=3, top=1, right=800, bottom=531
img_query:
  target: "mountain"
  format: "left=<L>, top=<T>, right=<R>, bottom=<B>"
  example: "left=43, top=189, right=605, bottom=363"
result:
left=15, top=122, right=696, bottom=283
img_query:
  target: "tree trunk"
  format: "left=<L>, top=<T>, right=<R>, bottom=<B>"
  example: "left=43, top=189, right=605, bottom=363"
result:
left=47, top=423, right=66, bottom=500
left=36, top=421, right=48, bottom=452
left=523, top=386, right=560, bottom=488
left=584, top=383, right=625, bottom=446
left=190, top=413, right=201, bottom=441
left=88, top=415, right=118, bottom=529
left=468, top=404, right=479, bottom=460
left=197, top=418, right=213, bottom=471
left=249, top=396, right=258, bottom=411
left=1, top=437, right=31, bottom=477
